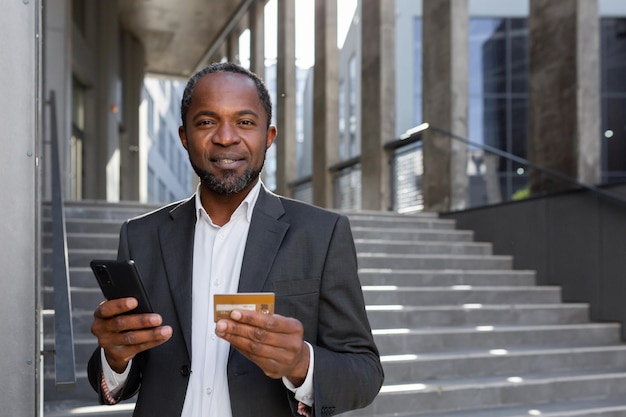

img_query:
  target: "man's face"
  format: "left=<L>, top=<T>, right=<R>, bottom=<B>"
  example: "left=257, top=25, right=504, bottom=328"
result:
left=179, top=72, right=276, bottom=196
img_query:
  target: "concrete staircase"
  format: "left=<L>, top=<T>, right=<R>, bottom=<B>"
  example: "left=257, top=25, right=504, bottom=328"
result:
left=42, top=203, right=626, bottom=416
left=344, top=211, right=626, bottom=417
left=43, top=201, right=160, bottom=417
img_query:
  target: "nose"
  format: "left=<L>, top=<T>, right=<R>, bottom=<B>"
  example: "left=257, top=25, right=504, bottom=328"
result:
left=212, top=123, right=241, bottom=146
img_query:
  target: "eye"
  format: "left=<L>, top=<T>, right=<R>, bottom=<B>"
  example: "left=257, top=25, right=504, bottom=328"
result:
left=196, top=119, right=215, bottom=127
left=239, top=119, right=255, bottom=127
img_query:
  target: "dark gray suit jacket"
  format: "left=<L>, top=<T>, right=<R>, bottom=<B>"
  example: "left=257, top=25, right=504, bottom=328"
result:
left=88, top=186, right=383, bottom=417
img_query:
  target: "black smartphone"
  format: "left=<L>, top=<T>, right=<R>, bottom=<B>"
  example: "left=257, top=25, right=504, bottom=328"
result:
left=90, top=259, right=154, bottom=314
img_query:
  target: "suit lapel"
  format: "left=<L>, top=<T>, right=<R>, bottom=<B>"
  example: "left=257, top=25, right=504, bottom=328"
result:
left=238, top=187, right=289, bottom=293
left=156, top=189, right=287, bottom=359
left=158, top=198, right=196, bottom=359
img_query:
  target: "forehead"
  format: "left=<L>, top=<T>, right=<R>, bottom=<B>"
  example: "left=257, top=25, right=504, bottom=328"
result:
left=192, top=72, right=261, bottom=106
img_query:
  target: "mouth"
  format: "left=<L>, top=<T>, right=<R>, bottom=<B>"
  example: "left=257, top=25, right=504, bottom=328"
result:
left=210, top=156, right=245, bottom=169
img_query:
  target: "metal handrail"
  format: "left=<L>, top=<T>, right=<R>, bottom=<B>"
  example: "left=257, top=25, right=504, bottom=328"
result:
left=48, top=90, right=76, bottom=387
left=287, top=174, right=313, bottom=189
left=328, top=155, right=360, bottom=173
left=387, top=122, right=626, bottom=208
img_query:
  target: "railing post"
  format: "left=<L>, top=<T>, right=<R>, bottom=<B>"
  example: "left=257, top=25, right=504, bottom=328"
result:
left=49, top=90, right=77, bottom=387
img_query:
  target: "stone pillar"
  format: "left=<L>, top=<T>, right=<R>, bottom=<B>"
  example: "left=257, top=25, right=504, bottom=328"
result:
left=312, top=0, right=339, bottom=208
left=82, top=0, right=121, bottom=201
left=422, top=0, right=469, bottom=212
left=528, top=0, right=600, bottom=193
left=275, top=0, right=297, bottom=197
left=361, top=0, right=395, bottom=211
left=43, top=0, right=71, bottom=201
left=249, top=0, right=265, bottom=76
left=1, top=0, right=41, bottom=414
left=120, top=30, right=145, bottom=201
left=227, top=30, right=241, bottom=64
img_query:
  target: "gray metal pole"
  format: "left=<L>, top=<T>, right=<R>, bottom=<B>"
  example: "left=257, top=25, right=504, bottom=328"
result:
left=0, top=0, right=42, bottom=415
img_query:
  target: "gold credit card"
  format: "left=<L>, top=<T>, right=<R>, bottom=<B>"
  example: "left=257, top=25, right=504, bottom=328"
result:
left=214, top=293, right=275, bottom=322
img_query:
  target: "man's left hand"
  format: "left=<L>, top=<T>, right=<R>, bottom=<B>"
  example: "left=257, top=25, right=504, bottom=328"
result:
left=215, top=310, right=309, bottom=386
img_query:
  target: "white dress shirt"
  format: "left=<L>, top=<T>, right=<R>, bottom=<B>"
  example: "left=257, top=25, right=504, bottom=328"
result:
left=101, top=182, right=314, bottom=415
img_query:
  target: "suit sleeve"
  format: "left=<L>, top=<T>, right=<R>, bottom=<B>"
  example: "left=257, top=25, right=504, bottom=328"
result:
left=311, top=215, right=384, bottom=416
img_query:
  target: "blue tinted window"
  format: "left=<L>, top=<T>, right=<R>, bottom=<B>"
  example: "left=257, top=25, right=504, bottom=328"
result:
left=468, top=18, right=529, bottom=199
left=601, top=18, right=626, bottom=182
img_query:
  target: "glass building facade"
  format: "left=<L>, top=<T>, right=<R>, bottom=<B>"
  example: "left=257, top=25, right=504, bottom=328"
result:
left=403, top=16, right=626, bottom=209
left=601, top=18, right=626, bottom=183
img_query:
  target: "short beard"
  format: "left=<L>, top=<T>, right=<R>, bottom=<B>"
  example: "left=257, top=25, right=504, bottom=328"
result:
left=191, top=161, right=263, bottom=196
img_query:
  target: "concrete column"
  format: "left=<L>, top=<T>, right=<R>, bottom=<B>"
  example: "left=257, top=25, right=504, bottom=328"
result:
left=101, top=0, right=121, bottom=202
left=0, top=0, right=41, bottom=414
left=275, top=0, right=297, bottom=197
left=120, top=31, right=145, bottom=201
left=227, top=30, right=241, bottom=64
left=312, top=0, right=339, bottom=208
left=83, top=0, right=121, bottom=201
left=528, top=0, right=601, bottom=193
left=422, top=0, right=469, bottom=212
left=249, top=0, right=265, bottom=76
left=361, top=0, right=395, bottom=211
left=43, top=0, right=71, bottom=201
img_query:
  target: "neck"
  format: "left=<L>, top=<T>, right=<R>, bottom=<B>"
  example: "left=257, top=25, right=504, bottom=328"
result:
left=199, top=181, right=257, bottom=226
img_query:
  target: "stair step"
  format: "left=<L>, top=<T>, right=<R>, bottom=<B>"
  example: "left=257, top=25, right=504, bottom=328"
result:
left=372, top=323, right=622, bottom=353
left=430, top=397, right=626, bottom=417
left=343, top=370, right=626, bottom=416
left=358, top=254, right=512, bottom=270
left=44, top=398, right=135, bottom=416
left=358, top=269, right=536, bottom=286
left=345, top=210, right=439, bottom=220
left=351, top=227, right=474, bottom=242
left=43, top=337, right=98, bottom=376
left=44, top=267, right=98, bottom=288
left=44, top=200, right=161, bottom=220
left=43, top=232, right=119, bottom=251
left=43, top=369, right=95, bottom=404
left=43, top=218, right=125, bottom=234
left=365, top=303, right=590, bottom=327
left=43, top=286, right=104, bottom=310
left=355, top=240, right=493, bottom=255
left=43, top=248, right=117, bottom=269
left=348, top=216, right=456, bottom=230
left=42, top=309, right=95, bottom=339
left=345, top=396, right=626, bottom=417
left=362, top=285, right=562, bottom=305
left=380, top=345, right=626, bottom=383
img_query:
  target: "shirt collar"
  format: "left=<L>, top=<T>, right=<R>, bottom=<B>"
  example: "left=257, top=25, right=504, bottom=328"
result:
left=194, top=180, right=262, bottom=225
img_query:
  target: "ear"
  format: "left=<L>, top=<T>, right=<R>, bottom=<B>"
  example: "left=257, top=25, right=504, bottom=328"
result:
left=266, top=125, right=277, bottom=150
left=179, top=125, right=188, bottom=150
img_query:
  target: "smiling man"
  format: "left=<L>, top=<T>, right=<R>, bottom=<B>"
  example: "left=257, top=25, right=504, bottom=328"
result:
left=88, top=62, right=383, bottom=417
left=181, top=67, right=275, bottom=200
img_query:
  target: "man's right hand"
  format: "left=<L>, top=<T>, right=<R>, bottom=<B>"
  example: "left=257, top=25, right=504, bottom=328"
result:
left=91, top=297, right=173, bottom=373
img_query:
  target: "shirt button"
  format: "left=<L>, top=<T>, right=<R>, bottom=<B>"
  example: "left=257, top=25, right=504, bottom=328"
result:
left=214, top=280, right=221, bottom=286
left=206, top=387, right=212, bottom=396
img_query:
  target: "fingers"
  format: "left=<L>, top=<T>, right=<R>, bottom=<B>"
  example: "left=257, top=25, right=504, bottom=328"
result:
left=215, top=311, right=308, bottom=380
left=94, top=297, right=138, bottom=318
left=216, top=310, right=302, bottom=348
left=93, top=298, right=163, bottom=334
left=101, top=325, right=173, bottom=373
left=91, top=298, right=173, bottom=373
left=99, top=324, right=172, bottom=348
